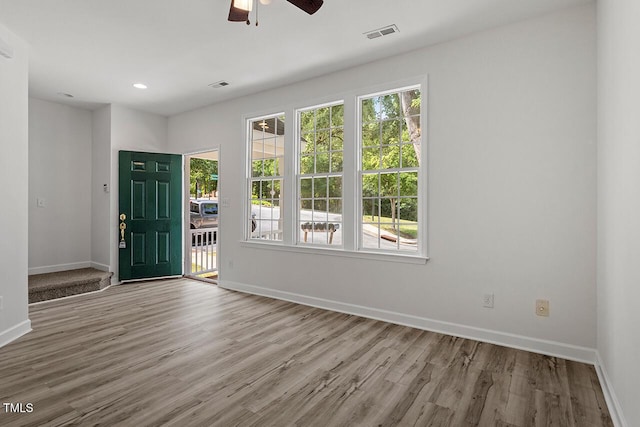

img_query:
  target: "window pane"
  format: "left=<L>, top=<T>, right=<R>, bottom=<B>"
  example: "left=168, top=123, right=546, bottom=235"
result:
left=316, top=107, right=330, bottom=129
left=270, top=179, right=282, bottom=199
left=361, top=98, right=377, bottom=123
left=329, top=199, right=342, bottom=214
left=262, top=158, right=279, bottom=176
left=398, top=198, right=418, bottom=221
left=331, top=128, right=344, bottom=151
left=301, top=133, right=314, bottom=153
left=251, top=180, right=261, bottom=199
left=315, top=130, right=330, bottom=152
left=301, top=199, right=312, bottom=210
left=316, top=153, right=330, bottom=173
left=313, top=177, right=327, bottom=198
left=362, top=198, right=380, bottom=219
left=359, top=87, right=421, bottom=253
left=296, top=102, right=344, bottom=246
left=328, top=176, right=342, bottom=197
left=380, top=145, right=400, bottom=170
left=401, top=143, right=419, bottom=168
left=362, top=173, right=379, bottom=197
left=402, top=115, right=421, bottom=143
left=300, top=111, right=314, bottom=129
left=362, top=122, right=379, bottom=147
left=331, top=152, right=343, bottom=173
left=300, top=177, right=312, bottom=198
left=314, top=199, right=327, bottom=213
left=379, top=172, right=398, bottom=197
left=382, top=119, right=401, bottom=144
left=331, top=104, right=344, bottom=127
left=362, top=147, right=380, bottom=170
left=252, top=160, right=262, bottom=177
left=398, top=171, right=418, bottom=196
left=249, top=114, right=285, bottom=242
left=300, top=155, right=314, bottom=175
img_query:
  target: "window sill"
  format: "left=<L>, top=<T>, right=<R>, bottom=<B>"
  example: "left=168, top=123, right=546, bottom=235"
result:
left=239, top=240, right=428, bottom=264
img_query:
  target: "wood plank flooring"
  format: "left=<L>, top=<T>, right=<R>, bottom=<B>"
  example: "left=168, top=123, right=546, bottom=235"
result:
left=0, top=279, right=613, bottom=426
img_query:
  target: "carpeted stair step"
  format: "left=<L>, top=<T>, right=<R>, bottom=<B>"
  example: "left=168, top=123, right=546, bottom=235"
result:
left=28, top=268, right=113, bottom=303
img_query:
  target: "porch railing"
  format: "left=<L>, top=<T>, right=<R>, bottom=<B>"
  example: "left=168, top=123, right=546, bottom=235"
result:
left=189, top=227, right=217, bottom=276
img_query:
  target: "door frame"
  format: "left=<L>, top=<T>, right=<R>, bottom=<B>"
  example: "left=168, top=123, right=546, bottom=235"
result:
left=183, top=146, right=222, bottom=281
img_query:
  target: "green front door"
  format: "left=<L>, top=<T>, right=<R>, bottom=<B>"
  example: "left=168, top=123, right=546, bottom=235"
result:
left=119, top=151, right=182, bottom=281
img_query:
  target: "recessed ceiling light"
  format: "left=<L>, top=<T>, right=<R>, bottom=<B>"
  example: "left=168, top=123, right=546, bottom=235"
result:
left=133, top=83, right=148, bottom=89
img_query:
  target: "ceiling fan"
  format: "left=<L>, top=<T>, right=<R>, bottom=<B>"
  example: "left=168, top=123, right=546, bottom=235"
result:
left=228, top=0, right=324, bottom=25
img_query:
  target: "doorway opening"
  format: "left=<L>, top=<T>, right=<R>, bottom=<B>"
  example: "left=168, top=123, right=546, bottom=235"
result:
left=185, top=150, right=219, bottom=282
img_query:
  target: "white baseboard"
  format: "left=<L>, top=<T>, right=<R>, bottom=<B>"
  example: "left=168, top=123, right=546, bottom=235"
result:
left=90, top=262, right=110, bottom=272
left=595, top=352, right=627, bottom=427
left=28, top=261, right=92, bottom=276
left=0, top=320, right=31, bottom=349
left=219, top=280, right=598, bottom=364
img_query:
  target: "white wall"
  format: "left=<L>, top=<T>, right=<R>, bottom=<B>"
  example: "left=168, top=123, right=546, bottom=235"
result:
left=0, top=24, right=30, bottom=346
left=169, top=5, right=597, bottom=357
left=91, top=105, right=112, bottom=270
left=28, top=98, right=92, bottom=274
left=597, top=0, right=640, bottom=425
left=109, top=105, right=168, bottom=280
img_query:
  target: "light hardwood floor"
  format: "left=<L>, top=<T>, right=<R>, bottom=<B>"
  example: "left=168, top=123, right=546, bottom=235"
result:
left=0, top=279, right=612, bottom=426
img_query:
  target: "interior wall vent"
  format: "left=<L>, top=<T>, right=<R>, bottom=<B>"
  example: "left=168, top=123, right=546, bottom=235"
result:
left=209, top=81, right=230, bottom=88
left=364, top=24, right=399, bottom=40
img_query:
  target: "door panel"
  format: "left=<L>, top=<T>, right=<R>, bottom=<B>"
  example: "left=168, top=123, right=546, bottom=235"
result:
left=119, top=151, right=182, bottom=280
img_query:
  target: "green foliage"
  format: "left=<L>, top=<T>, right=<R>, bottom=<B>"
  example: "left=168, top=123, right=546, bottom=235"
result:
left=251, top=196, right=272, bottom=207
left=299, top=104, right=344, bottom=205
left=251, top=179, right=281, bottom=202
left=361, top=90, right=421, bottom=225
left=190, top=158, right=218, bottom=197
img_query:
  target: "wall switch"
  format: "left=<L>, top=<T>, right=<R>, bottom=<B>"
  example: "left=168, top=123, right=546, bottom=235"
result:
left=36, top=197, right=46, bottom=207
left=103, top=184, right=109, bottom=193
left=482, top=293, right=494, bottom=308
left=536, top=299, right=549, bottom=317
left=222, top=198, right=230, bottom=208
left=228, top=260, right=233, bottom=269
left=0, top=296, right=3, bottom=310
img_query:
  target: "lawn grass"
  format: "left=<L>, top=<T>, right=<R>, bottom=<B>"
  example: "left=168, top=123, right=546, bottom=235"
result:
left=362, top=215, right=418, bottom=239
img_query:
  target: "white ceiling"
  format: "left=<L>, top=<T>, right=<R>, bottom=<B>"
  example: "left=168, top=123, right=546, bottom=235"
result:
left=0, top=0, right=590, bottom=116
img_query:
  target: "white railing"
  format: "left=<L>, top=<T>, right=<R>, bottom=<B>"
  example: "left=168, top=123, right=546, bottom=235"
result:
left=255, top=229, right=283, bottom=241
left=189, top=227, right=217, bottom=276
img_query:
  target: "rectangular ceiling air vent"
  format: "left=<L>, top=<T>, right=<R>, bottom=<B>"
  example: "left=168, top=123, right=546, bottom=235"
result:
left=364, top=24, right=399, bottom=40
left=209, top=80, right=230, bottom=88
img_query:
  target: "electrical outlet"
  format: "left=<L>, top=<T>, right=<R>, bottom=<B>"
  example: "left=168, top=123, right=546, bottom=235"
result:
left=482, top=293, right=494, bottom=308
left=536, top=299, right=549, bottom=317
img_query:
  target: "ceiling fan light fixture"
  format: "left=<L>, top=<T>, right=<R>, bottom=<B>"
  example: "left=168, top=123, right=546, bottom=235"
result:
left=233, top=0, right=253, bottom=12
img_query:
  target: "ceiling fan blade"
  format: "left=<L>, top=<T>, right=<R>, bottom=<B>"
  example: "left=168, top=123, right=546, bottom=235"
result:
left=228, top=0, right=249, bottom=22
left=286, top=0, right=324, bottom=15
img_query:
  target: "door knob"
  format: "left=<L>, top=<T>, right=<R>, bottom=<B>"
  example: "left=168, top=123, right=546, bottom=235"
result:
left=119, top=214, right=127, bottom=248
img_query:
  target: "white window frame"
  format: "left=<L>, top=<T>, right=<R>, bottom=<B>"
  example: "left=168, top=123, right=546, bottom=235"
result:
left=356, top=84, right=425, bottom=256
left=295, top=100, right=345, bottom=248
left=242, top=77, right=428, bottom=263
left=245, top=112, right=287, bottom=242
